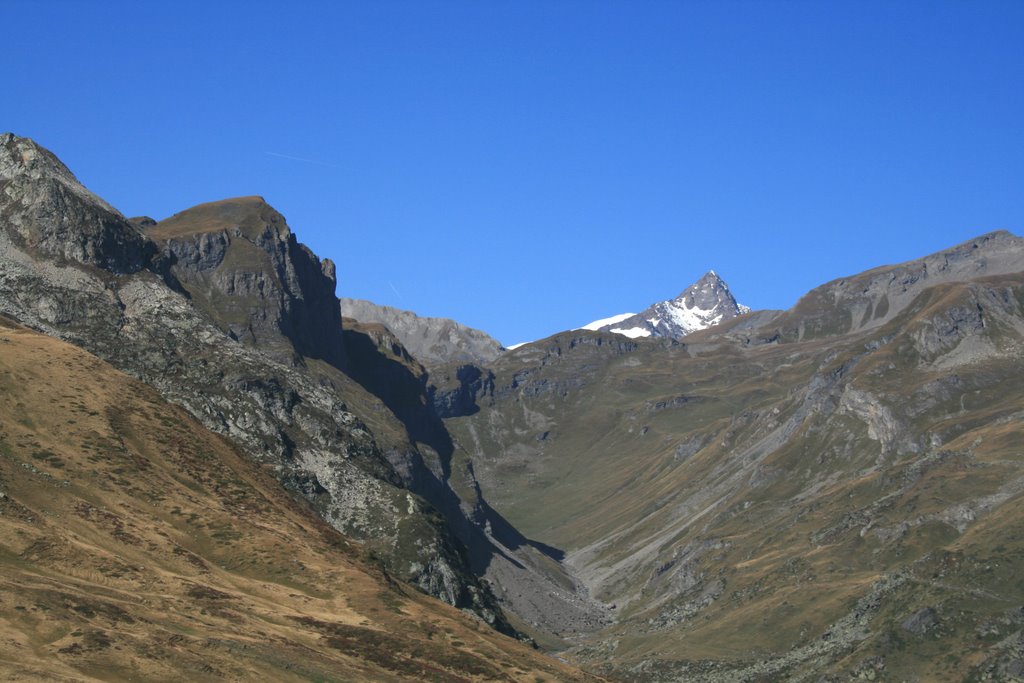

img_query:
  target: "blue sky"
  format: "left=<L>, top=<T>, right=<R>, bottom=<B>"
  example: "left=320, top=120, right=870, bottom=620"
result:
left=7, top=1, right=1023, bottom=345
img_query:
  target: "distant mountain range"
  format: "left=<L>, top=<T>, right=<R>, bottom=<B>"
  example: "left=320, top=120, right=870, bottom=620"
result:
left=341, top=270, right=747, bottom=361
left=581, top=270, right=750, bottom=339
left=340, top=298, right=504, bottom=367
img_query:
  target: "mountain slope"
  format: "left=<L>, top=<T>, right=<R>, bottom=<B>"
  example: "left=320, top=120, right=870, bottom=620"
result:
left=0, top=316, right=601, bottom=682
left=0, top=133, right=508, bottom=627
left=0, top=133, right=600, bottom=647
left=341, top=297, right=505, bottom=367
left=585, top=271, right=748, bottom=340
left=444, top=234, right=1024, bottom=681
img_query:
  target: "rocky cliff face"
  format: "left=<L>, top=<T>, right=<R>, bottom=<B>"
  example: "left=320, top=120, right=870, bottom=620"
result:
left=341, top=297, right=505, bottom=367
left=152, top=197, right=345, bottom=367
left=0, top=133, right=154, bottom=274
left=0, top=134, right=508, bottom=630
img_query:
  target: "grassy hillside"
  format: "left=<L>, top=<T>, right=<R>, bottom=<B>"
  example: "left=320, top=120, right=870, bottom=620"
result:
left=446, top=272, right=1024, bottom=681
left=0, top=315, right=602, bottom=683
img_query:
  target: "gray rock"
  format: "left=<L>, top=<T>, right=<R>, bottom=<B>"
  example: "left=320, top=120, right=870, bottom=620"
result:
left=340, top=297, right=504, bottom=367
left=0, top=133, right=154, bottom=274
left=152, top=196, right=346, bottom=367
left=900, top=607, right=939, bottom=635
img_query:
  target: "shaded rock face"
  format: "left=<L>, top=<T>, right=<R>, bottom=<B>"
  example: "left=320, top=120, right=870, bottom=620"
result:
left=151, top=197, right=345, bottom=367
left=340, top=318, right=453, bottom=464
left=0, top=133, right=154, bottom=274
left=429, top=363, right=496, bottom=419
left=0, top=134, right=509, bottom=631
left=340, top=297, right=504, bottom=367
left=341, top=320, right=609, bottom=640
left=596, top=270, right=748, bottom=339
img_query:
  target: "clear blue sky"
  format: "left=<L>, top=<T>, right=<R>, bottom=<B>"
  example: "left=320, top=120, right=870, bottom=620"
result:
left=7, top=1, right=1023, bottom=345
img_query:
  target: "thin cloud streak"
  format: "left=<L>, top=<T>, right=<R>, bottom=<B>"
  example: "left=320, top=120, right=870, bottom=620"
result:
left=388, top=280, right=406, bottom=305
left=264, top=151, right=342, bottom=168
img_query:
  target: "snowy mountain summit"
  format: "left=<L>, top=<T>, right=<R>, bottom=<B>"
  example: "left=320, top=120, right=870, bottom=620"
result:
left=583, top=271, right=750, bottom=339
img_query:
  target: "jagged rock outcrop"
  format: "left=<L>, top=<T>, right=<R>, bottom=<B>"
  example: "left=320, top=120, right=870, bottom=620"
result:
left=0, top=133, right=155, bottom=274
left=152, top=197, right=345, bottom=367
left=341, top=297, right=505, bottom=367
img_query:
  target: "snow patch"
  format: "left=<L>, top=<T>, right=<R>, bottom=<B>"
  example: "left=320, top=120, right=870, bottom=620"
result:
left=609, top=327, right=652, bottom=339
left=663, top=300, right=722, bottom=334
left=580, top=312, right=636, bottom=330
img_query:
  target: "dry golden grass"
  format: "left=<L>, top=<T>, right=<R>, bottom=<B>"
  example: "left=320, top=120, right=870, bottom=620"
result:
left=0, top=317, right=603, bottom=682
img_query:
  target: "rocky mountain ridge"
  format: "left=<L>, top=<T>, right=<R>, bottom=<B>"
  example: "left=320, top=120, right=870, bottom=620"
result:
left=0, top=133, right=590, bottom=639
left=341, top=297, right=505, bottom=367
left=5, top=131, right=1023, bottom=681
left=0, top=133, right=153, bottom=274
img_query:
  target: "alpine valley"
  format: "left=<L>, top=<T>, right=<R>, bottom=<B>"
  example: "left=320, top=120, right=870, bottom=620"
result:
left=2, top=133, right=1023, bottom=683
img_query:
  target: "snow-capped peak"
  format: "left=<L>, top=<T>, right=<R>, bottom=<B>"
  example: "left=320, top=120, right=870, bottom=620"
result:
left=588, top=271, right=748, bottom=341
